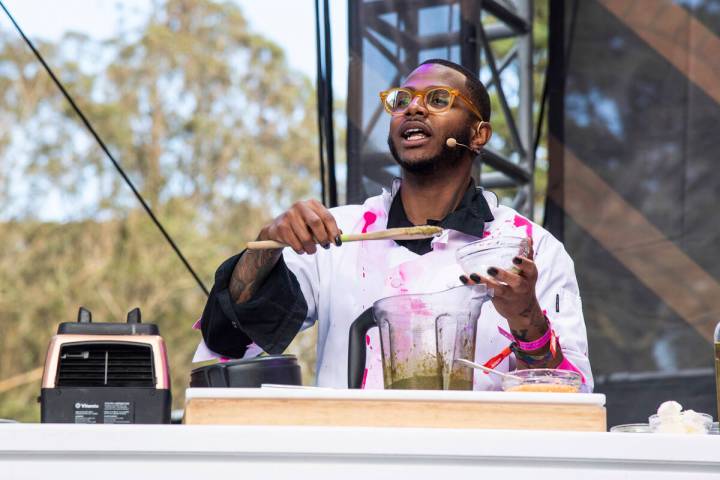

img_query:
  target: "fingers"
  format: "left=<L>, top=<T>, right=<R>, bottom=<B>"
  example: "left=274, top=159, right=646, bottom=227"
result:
left=264, top=199, right=341, bottom=255
left=460, top=273, right=508, bottom=296
left=461, top=262, right=533, bottom=293
left=267, top=222, right=305, bottom=254
left=511, top=255, right=538, bottom=281
left=526, top=236, right=534, bottom=260
left=485, top=267, right=522, bottom=288
left=304, top=199, right=342, bottom=246
left=287, top=208, right=320, bottom=254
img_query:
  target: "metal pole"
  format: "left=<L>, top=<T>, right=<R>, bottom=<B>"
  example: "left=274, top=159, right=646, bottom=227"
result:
left=518, top=0, right=534, bottom=217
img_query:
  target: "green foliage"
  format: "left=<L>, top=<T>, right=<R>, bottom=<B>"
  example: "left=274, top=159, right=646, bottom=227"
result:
left=0, top=0, right=320, bottom=421
left=482, top=1, right=549, bottom=219
left=0, top=0, right=550, bottom=422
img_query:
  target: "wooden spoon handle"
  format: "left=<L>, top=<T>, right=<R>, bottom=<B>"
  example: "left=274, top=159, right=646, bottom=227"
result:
left=246, top=225, right=443, bottom=250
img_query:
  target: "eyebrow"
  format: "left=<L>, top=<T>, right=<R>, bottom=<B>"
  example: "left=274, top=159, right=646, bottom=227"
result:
left=400, top=85, right=445, bottom=91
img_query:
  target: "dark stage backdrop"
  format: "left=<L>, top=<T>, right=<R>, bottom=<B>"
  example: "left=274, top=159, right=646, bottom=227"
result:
left=547, top=0, right=720, bottom=427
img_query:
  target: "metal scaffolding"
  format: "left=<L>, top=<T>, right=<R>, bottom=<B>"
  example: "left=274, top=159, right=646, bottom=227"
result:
left=347, top=0, right=535, bottom=217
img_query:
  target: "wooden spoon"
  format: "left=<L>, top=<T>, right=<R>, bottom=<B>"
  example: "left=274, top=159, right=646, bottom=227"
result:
left=246, top=225, right=443, bottom=250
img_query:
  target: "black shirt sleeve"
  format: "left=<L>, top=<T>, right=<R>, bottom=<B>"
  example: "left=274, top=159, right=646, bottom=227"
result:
left=200, top=251, right=309, bottom=358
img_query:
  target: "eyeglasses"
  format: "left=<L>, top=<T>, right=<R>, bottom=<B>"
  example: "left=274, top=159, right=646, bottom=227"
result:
left=379, top=86, right=484, bottom=121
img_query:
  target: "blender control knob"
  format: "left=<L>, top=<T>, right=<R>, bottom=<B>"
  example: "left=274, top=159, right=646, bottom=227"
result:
left=77, top=306, right=92, bottom=323
left=126, top=307, right=142, bottom=324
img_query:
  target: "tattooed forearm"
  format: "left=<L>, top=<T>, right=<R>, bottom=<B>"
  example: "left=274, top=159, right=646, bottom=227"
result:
left=509, top=301, right=547, bottom=342
left=510, top=328, right=530, bottom=341
left=517, top=299, right=535, bottom=318
left=229, top=249, right=283, bottom=304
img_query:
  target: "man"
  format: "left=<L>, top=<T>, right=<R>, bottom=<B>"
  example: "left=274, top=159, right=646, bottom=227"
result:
left=195, top=59, right=592, bottom=390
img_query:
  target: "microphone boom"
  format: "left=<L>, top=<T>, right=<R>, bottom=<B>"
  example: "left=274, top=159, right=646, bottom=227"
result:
left=446, top=137, right=477, bottom=154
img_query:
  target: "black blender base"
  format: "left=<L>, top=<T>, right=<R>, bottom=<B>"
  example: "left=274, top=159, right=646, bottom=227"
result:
left=40, top=387, right=171, bottom=424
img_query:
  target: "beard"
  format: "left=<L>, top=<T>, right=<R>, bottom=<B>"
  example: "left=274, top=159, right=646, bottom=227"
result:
left=388, top=128, right=472, bottom=176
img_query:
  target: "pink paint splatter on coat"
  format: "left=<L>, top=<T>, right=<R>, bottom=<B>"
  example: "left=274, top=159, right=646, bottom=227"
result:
left=361, top=211, right=378, bottom=233
left=513, top=215, right=533, bottom=237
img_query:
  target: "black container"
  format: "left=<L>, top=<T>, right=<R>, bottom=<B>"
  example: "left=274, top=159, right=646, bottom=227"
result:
left=190, top=354, right=302, bottom=388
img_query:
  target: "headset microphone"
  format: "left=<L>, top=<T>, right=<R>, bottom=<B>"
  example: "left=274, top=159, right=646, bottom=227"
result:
left=446, top=138, right=477, bottom=154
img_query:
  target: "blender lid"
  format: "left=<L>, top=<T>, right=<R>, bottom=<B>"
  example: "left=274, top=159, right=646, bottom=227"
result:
left=190, top=354, right=301, bottom=388
left=56, top=307, right=159, bottom=335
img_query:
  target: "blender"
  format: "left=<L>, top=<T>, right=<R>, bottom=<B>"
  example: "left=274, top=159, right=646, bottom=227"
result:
left=348, top=285, right=491, bottom=390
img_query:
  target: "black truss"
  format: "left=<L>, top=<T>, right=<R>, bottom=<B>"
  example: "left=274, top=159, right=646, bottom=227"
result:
left=347, top=0, right=536, bottom=216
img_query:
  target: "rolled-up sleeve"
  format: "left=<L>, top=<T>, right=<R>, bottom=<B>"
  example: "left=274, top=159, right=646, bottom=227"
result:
left=200, top=251, right=308, bottom=358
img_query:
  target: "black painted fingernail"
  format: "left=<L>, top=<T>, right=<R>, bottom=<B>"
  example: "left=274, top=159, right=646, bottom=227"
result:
left=334, top=234, right=342, bottom=246
left=512, top=257, right=522, bottom=265
left=322, top=243, right=331, bottom=250
left=459, top=275, right=469, bottom=284
left=469, top=273, right=481, bottom=282
left=487, top=267, right=498, bottom=276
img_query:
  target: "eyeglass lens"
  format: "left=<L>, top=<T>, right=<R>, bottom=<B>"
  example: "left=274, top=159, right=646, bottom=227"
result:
left=386, top=88, right=452, bottom=113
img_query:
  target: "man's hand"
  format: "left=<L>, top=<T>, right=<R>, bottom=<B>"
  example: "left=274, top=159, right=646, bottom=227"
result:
left=258, top=199, right=342, bottom=255
left=230, top=199, right=340, bottom=304
left=460, top=237, right=546, bottom=341
left=460, top=237, right=562, bottom=369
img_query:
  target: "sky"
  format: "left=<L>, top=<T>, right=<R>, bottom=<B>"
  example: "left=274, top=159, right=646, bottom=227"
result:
left=0, top=0, right=348, bottom=220
left=0, top=0, right=348, bottom=96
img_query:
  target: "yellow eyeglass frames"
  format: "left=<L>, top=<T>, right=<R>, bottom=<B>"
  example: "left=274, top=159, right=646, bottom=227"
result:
left=379, top=86, right=484, bottom=121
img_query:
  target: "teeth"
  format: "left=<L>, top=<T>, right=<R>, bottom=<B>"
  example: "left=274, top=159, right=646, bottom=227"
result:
left=403, top=128, right=427, bottom=140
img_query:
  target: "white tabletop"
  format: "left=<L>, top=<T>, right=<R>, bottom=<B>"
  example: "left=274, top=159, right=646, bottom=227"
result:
left=0, top=423, right=718, bottom=480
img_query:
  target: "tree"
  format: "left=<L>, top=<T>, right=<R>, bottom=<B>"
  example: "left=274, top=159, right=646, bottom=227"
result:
left=0, top=0, right=321, bottom=421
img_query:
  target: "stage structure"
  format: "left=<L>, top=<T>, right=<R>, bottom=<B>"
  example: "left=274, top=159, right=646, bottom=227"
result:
left=547, top=0, right=720, bottom=426
left=347, top=0, right=536, bottom=217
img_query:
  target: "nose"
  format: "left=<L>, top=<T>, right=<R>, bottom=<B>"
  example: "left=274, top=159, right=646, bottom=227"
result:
left=404, top=94, right=428, bottom=117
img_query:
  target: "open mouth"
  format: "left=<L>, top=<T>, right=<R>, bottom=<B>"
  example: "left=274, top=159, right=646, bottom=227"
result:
left=400, top=122, right=432, bottom=146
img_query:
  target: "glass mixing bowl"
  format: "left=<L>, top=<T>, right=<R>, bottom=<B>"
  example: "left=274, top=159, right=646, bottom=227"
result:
left=455, top=233, right=530, bottom=276
left=648, top=412, right=713, bottom=434
left=609, top=423, right=651, bottom=433
left=502, top=368, right=582, bottom=393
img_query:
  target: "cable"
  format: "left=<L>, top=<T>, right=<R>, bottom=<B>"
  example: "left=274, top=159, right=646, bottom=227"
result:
left=536, top=0, right=580, bottom=156
left=0, top=1, right=209, bottom=297
left=314, top=0, right=338, bottom=207
left=322, top=0, right=337, bottom=208
left=533, top=65, right=548, bottom=156
left=314, top=0, right=327, bottom=205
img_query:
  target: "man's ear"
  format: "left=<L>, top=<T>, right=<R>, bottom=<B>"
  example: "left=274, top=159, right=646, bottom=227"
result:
left=470, top=121, right=492, bottom=152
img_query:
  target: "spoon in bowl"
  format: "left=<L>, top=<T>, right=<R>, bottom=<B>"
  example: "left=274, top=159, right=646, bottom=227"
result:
left=455, top=358, right=522, bottom=381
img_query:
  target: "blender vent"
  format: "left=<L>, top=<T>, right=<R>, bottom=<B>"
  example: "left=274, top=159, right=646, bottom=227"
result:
left=57, top=343, right=156, bottom=387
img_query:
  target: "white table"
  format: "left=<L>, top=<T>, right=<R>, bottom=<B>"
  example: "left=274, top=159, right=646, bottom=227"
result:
left=0, top=423, right=718, bottom=479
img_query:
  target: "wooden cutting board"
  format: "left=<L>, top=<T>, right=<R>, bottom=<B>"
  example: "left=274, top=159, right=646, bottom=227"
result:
left=184, top=388, right=607, bottom=431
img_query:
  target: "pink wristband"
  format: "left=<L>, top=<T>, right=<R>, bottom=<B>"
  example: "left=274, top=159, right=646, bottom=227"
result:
left=556, top=356, right=586, bottom=383
left=497, top=320, right=552, bottom=351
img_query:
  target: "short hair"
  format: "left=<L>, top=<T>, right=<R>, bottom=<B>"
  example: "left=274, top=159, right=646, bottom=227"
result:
left=418, top=58, right=491, bottom=122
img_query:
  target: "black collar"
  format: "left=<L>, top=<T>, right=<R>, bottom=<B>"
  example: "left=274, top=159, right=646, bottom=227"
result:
left=387, top=180, right=494, bottom=255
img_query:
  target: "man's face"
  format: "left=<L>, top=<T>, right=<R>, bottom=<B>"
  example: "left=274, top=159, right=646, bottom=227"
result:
left=387, top=63, right=477, bottom=175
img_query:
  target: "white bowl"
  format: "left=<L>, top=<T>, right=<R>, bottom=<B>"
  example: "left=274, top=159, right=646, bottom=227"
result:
left=648, top=412, right=713, bottom=434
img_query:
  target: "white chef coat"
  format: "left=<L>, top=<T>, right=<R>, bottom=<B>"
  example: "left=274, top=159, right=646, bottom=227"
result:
left=194, top=182, right=593, bottom=391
